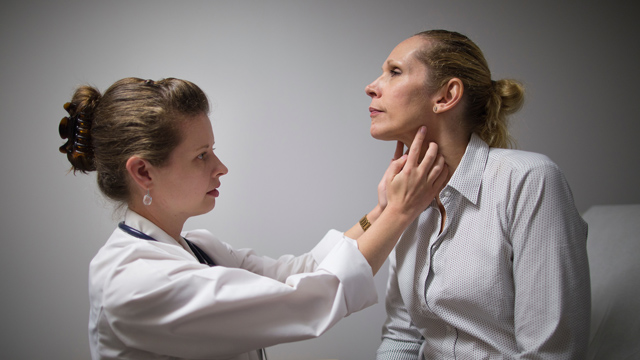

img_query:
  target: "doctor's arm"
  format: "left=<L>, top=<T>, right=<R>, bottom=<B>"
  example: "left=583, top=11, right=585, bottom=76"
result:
left=344, top=141, right=403, bottom=242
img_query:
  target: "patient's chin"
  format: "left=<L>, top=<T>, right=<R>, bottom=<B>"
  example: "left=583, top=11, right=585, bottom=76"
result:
left=370, top=127, right=394, bottom=141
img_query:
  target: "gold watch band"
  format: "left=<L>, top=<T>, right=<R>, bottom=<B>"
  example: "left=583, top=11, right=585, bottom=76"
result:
left=359, top=214, right=372, bottom=231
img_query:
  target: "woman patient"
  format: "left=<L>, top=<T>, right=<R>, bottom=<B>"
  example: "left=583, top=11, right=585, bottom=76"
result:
left=365, top=30, right=590, bottom=359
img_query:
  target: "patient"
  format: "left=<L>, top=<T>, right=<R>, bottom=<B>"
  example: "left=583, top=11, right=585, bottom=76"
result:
left=364, top=30, right=590, bottom=359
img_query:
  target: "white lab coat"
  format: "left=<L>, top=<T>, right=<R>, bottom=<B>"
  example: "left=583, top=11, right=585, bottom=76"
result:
left=89, top=210, right=377, bottom=359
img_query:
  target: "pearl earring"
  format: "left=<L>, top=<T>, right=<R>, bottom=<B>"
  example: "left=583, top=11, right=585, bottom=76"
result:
left=143, top=189, right=152, bottom=206
left=433, top=105, right=438, bottom=113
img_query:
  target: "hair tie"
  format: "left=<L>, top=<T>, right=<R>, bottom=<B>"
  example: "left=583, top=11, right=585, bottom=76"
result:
left=144, top=79, right=155, bottom=86
left=59, top=102, right=94, bottom=170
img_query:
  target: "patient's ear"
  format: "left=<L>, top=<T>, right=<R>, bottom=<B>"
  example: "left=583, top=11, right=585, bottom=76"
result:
left=434, top=78, right=464, bottom=113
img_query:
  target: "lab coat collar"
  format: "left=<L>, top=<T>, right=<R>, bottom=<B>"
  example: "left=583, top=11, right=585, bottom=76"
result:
left=122, top=209, right=194, bottom=254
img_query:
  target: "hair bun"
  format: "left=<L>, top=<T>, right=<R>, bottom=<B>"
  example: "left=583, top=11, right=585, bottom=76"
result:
left=493, top=79, right=525, bottom=116
left=58, top=101, right=96, bottom=172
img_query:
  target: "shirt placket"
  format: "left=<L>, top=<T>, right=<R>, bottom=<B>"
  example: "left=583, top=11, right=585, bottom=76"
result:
left=425, top=187, right=460, bottom=358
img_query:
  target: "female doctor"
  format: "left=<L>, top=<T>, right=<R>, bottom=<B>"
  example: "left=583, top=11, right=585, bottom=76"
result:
left=57, top=77, right=447, bottom=360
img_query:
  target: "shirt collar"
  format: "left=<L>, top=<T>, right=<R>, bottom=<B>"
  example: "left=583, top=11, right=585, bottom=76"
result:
left=444, top=133, right=489, bottom=205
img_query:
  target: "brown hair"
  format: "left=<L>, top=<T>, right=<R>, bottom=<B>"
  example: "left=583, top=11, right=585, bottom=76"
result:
left=59, top=77, right=209, bottom=203
left=414, top=30, right=524, bottom=148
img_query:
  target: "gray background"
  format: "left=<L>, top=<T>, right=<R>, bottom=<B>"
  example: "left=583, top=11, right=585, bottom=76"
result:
left=1, top=1, right=638, bottom=359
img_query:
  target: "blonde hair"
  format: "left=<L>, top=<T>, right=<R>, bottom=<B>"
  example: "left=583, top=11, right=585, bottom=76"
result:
left=59, top=77, right=209, bottom=204
left=414, top=30, right=524, bottom=148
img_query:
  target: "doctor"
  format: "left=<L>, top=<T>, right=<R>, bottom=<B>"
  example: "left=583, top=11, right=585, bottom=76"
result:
left=58, top=77, right=447, bottom=360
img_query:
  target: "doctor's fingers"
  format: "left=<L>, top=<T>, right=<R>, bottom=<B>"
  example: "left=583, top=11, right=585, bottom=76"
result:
left=416, top=141, right=439, bottom=176
left=393, top=141, right=405, bottom=160
left=426, top=155, right=448, bottom=189
left=382, top=153, right=408, bottom=185
left=405, top=126, right=427, bottom=168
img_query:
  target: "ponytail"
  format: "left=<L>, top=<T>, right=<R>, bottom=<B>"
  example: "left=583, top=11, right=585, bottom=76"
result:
left=414, top=30, right=525, bottom=148
left=478, top=79, right=524, bottom=148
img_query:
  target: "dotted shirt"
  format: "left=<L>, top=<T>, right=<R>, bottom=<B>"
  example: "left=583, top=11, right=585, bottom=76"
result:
left=377, top=134, right=590, bottom=360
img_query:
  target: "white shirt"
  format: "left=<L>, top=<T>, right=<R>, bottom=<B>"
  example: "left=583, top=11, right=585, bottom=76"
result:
left=89, top=210, right=377, bottom=360
left=377, top=134, right=590, bottom=359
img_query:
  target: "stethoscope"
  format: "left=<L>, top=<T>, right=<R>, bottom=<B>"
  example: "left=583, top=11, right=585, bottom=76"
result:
left=117, top=222, right=268, bottom=360
left=118, top=222, right=216, bottom=266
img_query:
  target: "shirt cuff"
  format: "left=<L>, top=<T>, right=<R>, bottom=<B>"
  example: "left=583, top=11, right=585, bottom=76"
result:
left=314, top=230, right=377, bottom=313
left=310, top=229, right=345, bottom=263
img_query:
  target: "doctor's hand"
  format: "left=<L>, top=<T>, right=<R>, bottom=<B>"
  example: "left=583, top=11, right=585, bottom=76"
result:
left=384, top=126, right=448, bottom=218
left=376, top=140, right=405, bottom=211
left=353, top=126, right=448, bottom=274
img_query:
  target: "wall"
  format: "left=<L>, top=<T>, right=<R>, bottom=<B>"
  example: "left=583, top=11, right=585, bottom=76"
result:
left=1, top=1, right=638, bottom=359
